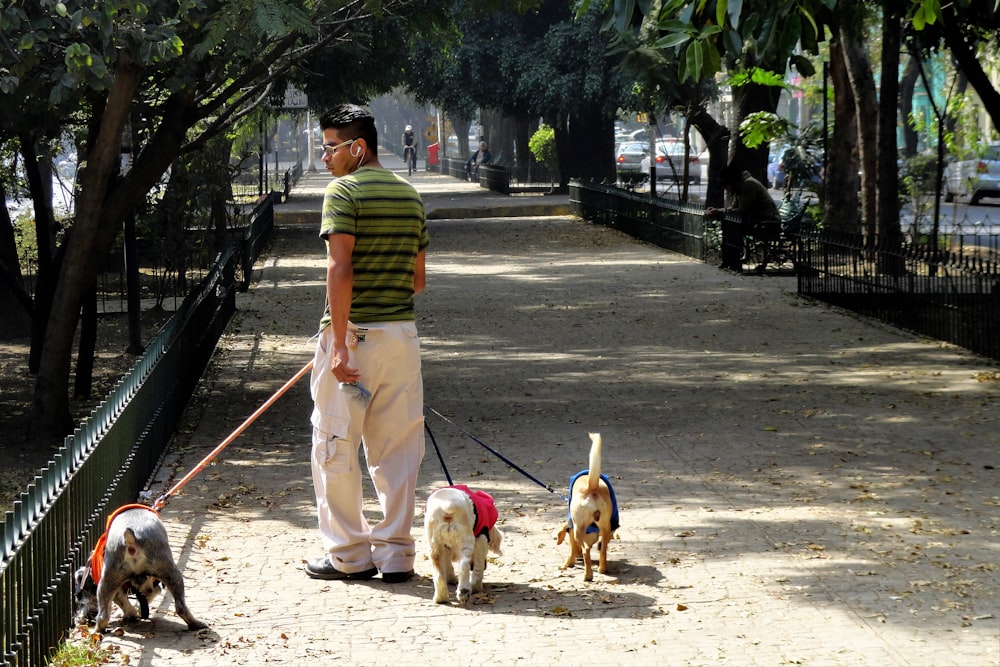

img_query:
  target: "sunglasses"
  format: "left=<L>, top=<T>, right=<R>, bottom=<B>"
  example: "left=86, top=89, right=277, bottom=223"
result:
left=320, top=138, right=356, bottom=157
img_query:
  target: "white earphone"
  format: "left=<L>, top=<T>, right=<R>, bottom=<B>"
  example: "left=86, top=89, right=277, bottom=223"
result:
left=351, top=143, right=362, bottom=157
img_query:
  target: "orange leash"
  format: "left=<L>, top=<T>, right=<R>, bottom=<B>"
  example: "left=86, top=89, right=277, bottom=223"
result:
left=153, top=359, right=314, bottom=511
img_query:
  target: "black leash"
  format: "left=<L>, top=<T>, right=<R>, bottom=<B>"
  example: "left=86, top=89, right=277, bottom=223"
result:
left=424, top=422, right=453, bottom=486
left=425, top=406, right=567, bottom=502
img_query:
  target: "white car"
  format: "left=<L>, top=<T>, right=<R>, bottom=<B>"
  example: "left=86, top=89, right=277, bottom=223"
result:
left=944, top=144, right=1000, bottom=205
left=639, top=139, right=701, bottom=184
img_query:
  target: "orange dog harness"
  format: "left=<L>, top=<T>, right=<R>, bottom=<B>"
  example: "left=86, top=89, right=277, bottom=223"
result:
left=88, top=504, right=160, bottom=583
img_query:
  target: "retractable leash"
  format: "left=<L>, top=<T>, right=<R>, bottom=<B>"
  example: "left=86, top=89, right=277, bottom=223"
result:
left=425, top=406, right=568, bottom=502
left=153, top=359, right=315, bottom=511
left=424, top=422, right=454, bottom=486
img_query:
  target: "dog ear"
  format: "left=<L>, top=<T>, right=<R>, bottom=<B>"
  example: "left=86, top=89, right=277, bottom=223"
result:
left=73, top=565, right=94, bottom=592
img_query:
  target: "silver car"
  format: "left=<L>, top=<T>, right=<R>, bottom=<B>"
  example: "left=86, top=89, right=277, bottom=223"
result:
left=640, top=139, right=701, bottom=183
left=944, top=143, right=1000, bottom=205
left=615, top=141, right=647, bottom=174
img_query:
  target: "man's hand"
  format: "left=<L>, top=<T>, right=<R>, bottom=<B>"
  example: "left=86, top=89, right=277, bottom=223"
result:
left=330, top=341, right=361, bottom=384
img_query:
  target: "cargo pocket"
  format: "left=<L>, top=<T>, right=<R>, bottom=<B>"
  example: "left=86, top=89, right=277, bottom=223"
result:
left=312, top=430, right=354, bottom=473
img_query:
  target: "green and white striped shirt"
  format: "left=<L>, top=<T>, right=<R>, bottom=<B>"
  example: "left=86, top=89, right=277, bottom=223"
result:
left=319, top=167, right=428, bottom=327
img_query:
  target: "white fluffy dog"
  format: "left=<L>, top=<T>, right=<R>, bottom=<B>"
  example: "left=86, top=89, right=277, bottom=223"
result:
left=424, top=485, right=503, bottom=605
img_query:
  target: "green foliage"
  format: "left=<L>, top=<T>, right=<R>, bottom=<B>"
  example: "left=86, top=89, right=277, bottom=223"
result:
left=48, top=629, right=121, bottom=666
left=909, top=0, right=941, bottom=30
left=528, top=123, right=558, bottom=172
left=12, top=210, right=38, bottom=267
left=738, top=111, right=790, bottom=149
left=900, top=151, right=939, bottom=233
left=610, top=0, right=833, bottom=85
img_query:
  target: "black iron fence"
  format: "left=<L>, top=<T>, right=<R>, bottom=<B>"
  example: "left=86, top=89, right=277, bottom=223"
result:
left=569, top=180, right=714, bottom=262
left=799, top=231, right=1000, bottom=360
left=0, top=195, right=275, bottom=666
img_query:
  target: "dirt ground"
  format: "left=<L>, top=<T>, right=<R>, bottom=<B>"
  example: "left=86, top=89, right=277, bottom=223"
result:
left=0, top=309, right=172, bottom=511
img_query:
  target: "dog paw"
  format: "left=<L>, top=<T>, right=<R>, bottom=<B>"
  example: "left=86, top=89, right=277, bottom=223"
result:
left=457, top=588, right=471, bottom=606
left=433, top=595, right=450, bottom=604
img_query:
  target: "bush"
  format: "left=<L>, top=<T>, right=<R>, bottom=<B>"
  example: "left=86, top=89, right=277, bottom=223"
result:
left=529, top=124, right=558, bottom=175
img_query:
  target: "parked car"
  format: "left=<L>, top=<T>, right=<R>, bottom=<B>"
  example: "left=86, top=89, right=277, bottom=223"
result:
left=639, top=139, right=701, bottom=183
left=769, top=145, right=822, bottom=191
left=615, top=141, right=648, bottom=175
left=944, top=144, right=1000, bottom=205
left=767, top=148, right=786, bottom=189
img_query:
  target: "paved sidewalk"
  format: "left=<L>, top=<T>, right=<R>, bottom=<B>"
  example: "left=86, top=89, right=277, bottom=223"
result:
left=103, top=155, right=998, bottom=666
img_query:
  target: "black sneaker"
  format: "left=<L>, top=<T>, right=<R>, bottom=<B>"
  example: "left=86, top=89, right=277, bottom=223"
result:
left=305, top=556, right=378, bottom=581
left=381, top=569, right=415, bottom=583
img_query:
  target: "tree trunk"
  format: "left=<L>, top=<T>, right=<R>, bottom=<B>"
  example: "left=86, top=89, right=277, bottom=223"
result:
left=731, top=81, right=780, bottom=184
left=838, top=10, right=878, bottom=238
left=877, top=3, right=902, bottom=236
left=825, top=36, right=861, bottom=234
left=450, top=116, right=471, bottom=160
left=554, top=109, right=614, bottom=189
left=877, top=1, right=904, bottom=273
left=689, top=107, right=731, bottom=209
left=21, top=135, right=60, bottom=372
left=74, top=284, right=97, bottom=399
left=514, top=115, right=531, bottom=175
left=0, top=182, right=32, bottom=339
left=899, top=55, right=920, bottom=157
left=941, top=8, right=1000, bottom=133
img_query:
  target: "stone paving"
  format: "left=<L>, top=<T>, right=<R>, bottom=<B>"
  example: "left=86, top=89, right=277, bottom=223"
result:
left=94, top=155, right=1000, bottom=666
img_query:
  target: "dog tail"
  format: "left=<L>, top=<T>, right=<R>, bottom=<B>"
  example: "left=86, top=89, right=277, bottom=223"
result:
left=586, top=432, right=602, bottom=495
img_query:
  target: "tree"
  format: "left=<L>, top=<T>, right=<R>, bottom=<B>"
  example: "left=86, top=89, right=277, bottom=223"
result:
left=0, top=0, right=439, bottom=442
left=593, top=0, right=835, bottom=201
left=910, top=0, right=1000, bottom=134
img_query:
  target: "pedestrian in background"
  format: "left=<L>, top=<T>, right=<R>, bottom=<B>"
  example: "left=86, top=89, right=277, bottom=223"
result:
left=306, top=103, right=429, bottom=584
left=465, top=140, right=492, bottom=181
left=706, top=164, right=779, bottom=273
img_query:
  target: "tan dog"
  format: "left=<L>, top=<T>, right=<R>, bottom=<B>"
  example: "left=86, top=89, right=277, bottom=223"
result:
left=424, top=485, right=503, bottom=605
left=557, top=433, right=619, bottom=581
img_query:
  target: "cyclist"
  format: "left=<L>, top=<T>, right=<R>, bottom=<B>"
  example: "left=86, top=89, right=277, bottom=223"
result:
left=401, top=125, right=418, bottom=174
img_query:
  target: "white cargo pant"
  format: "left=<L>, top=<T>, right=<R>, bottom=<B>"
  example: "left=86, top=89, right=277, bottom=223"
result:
left=309, top=321, right=425, bottom=574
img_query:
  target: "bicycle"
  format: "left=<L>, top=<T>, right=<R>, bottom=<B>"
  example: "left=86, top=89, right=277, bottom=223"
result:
left=403, top=145, right=416, bottom=176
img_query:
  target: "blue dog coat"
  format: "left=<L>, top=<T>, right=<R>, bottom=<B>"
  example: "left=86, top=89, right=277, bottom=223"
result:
left=566, top=471, right=620, bottom=534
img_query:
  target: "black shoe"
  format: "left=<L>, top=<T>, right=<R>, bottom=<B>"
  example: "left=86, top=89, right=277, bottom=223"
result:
left=381, top=569, right=415, bottom=583
left=305, top=557, right=378, bottom=581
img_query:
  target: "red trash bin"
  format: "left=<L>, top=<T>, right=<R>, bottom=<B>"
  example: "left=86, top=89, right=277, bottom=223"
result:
left=426, top=142, right=439, bottom=167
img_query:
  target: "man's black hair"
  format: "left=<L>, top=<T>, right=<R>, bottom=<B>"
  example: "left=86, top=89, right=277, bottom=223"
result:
left=319, top=104, right=379, bottom=156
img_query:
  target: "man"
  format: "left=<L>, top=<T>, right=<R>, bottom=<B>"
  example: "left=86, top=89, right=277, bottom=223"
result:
left=401, top=124, right=417, bottom=172
left=465, top=141, right=491, bottom=181
left=306, top=104, right=429, bottom=584
left=706, top=164, right=780, bottom=273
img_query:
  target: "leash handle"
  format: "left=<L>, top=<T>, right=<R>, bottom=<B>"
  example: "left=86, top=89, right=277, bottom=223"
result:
left=153, top=359, right=315, bottom=511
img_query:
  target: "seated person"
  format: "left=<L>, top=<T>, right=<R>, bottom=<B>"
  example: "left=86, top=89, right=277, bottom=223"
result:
left=705, top=164, right=780, bottom=273
left=465, top=141, right=492, bottom=181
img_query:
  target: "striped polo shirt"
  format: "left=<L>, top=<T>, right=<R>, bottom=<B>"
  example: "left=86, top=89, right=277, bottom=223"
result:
left=319, top=167, right=428, bottom=327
